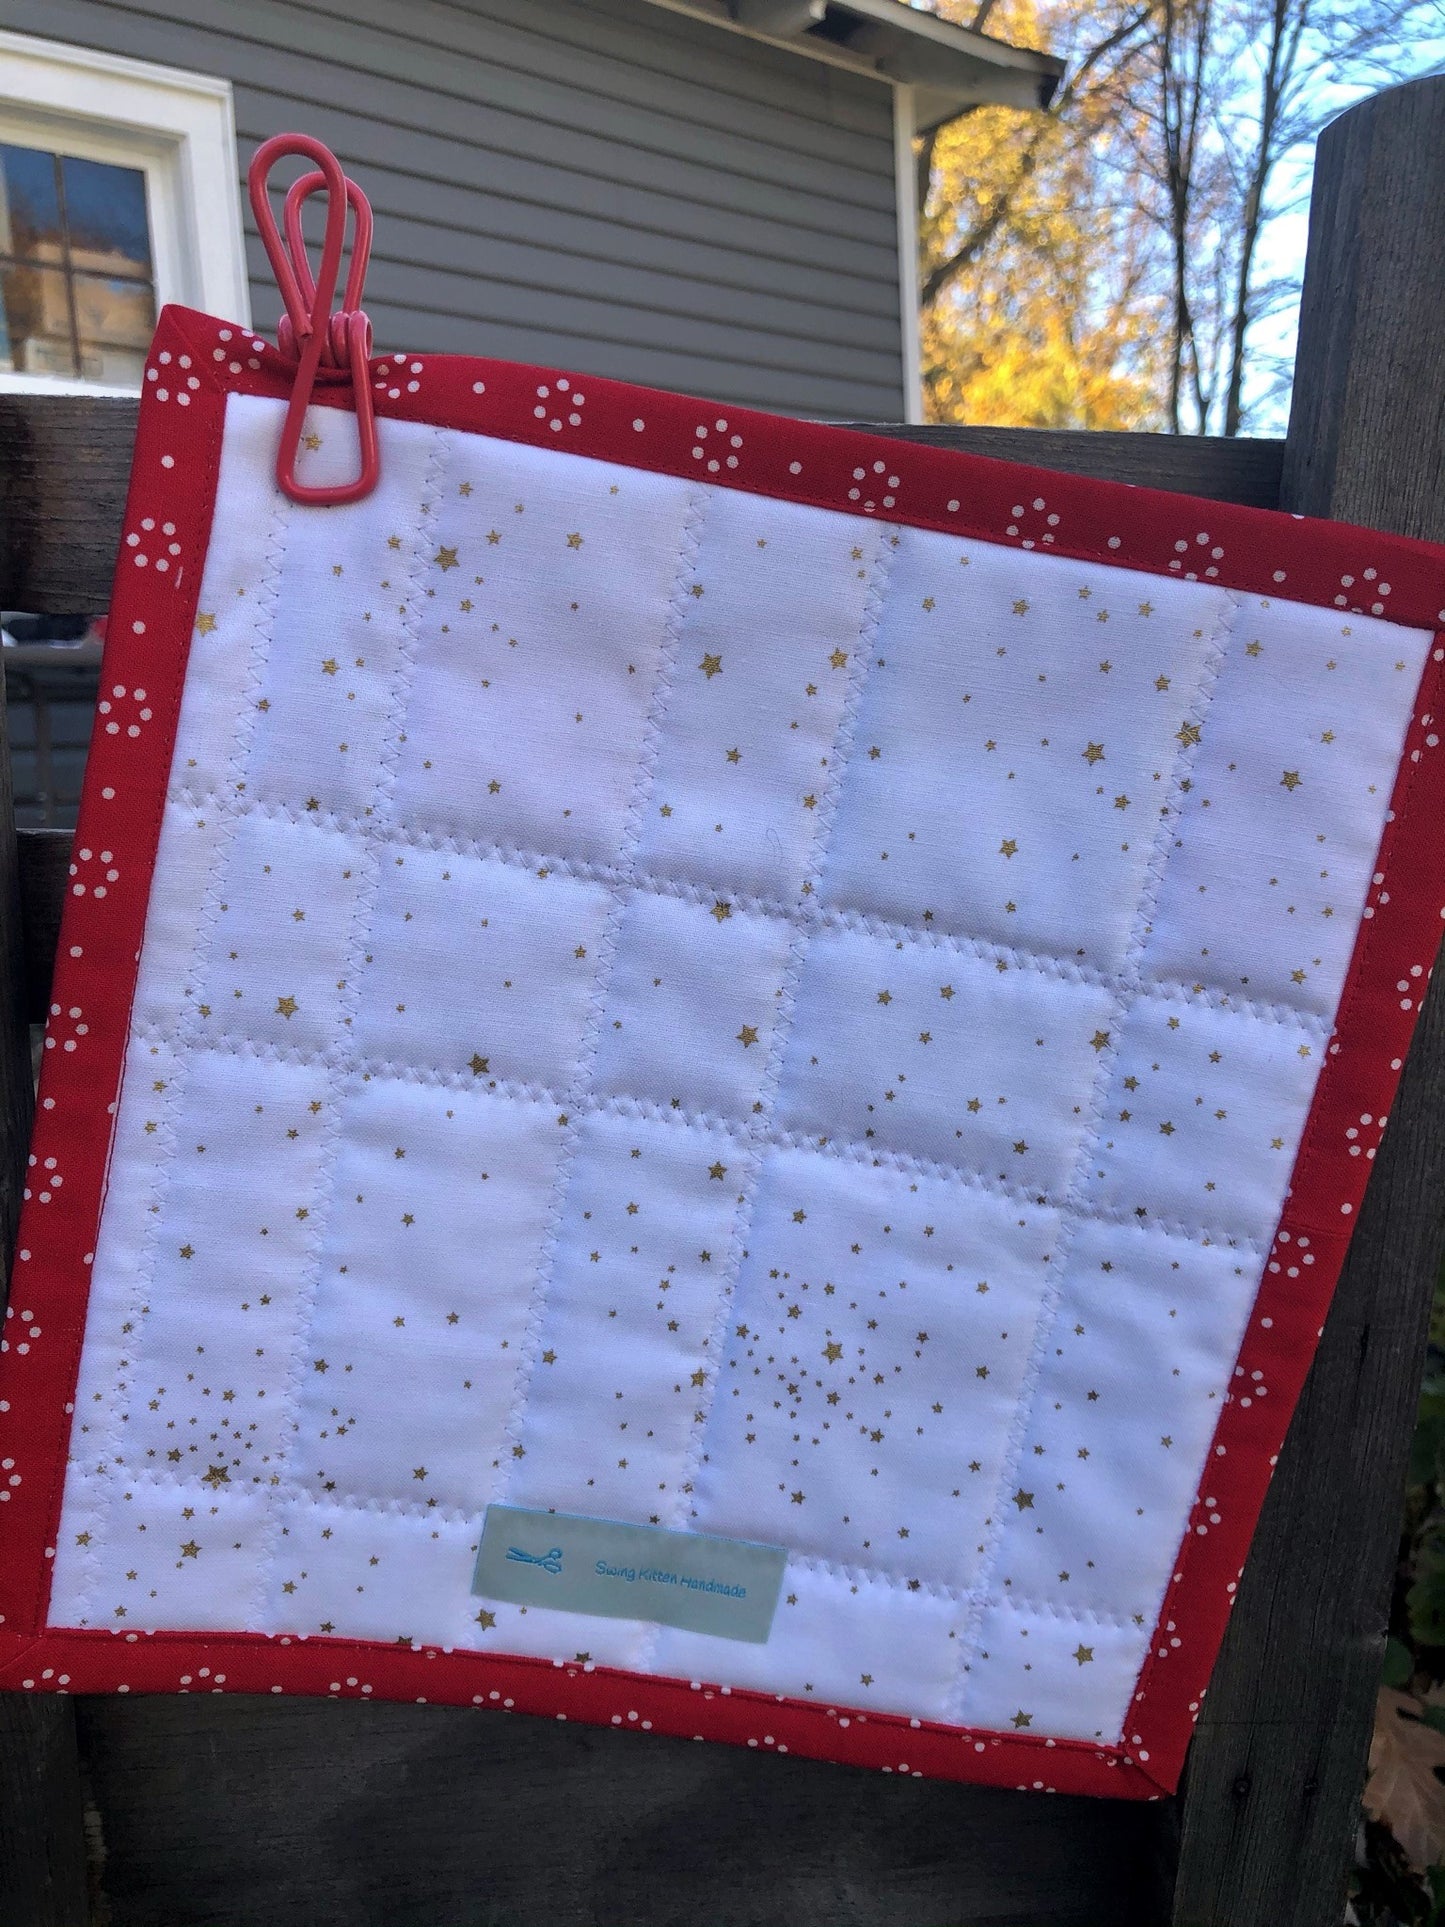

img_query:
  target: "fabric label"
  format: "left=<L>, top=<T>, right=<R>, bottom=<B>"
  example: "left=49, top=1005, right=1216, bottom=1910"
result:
left=472, top=1505, right=787, bottom=1643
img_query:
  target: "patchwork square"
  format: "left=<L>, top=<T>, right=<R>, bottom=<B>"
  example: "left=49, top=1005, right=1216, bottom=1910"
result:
left=1076, top=993, right=1326, bottom=1244
left=1144, top=594, right=1422, bottom=1012
left=350, top=841, right=613, bottom=1087
left=776, top=921, right=1115, bottom=1188
left=391, top=437, right=697, bottom=865
left=820, top=531, right=1231, bottom=969
left=588, top=890, right=797, bottom=1119
left=290, top=1073, right=565, bottom=1515
left=5, top=308, right=1445, bottom=1801
left=631, top=490, right=890, bottom=902
left=985, top=1217, right=1259, bottom=1622
left=508, top=1109, right=745, bottom=1524
left=691, top=1146, right=1061, bottom=1589
left=203, top=807, right=371, bottom=1057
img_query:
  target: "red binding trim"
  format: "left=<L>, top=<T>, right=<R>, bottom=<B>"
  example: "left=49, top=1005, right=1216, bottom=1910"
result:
left=0, top=1627, right=1154, bottom=1799
left=1124, top=638, right=1445, bottom=1791
left=2, top=303, right=1444, bottom=1799
left=188, top=305, right=1445, bottom=633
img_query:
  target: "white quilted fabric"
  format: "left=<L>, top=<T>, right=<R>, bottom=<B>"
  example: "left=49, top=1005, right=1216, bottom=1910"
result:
left=49, top=394, right=1432, bottom=1743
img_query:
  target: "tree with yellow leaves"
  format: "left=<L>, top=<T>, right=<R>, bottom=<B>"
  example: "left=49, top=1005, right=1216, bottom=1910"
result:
left=921, top=0, right=1167, bottom=428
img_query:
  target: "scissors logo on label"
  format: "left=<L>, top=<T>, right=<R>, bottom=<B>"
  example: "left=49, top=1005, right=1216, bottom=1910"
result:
left=505, top=1545, right=564, bottom=1575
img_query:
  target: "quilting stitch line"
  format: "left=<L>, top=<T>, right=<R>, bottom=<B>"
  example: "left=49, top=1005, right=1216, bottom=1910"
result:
left=941, top=586, right=1242, bottom=1733
left=632, top=525, right=901, bottom=1673
left=60, top=485, right=293, bottom=1632
left=245, top=426, right=450, bottom=1637
left=123, top=1022, right=1276, bottom=1256
left=52, top=1451, right=1163, bottom=1631
left=488, top=484, right=711, bottom=1572
left=166, top=782, right=1338, bottom=1035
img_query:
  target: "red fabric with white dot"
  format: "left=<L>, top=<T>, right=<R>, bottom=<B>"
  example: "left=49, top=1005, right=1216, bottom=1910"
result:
left=2, top=307, right=1443, bottom=1799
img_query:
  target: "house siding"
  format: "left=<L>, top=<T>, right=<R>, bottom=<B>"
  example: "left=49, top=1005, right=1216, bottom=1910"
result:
left=5, top=0, right=908, bottom=417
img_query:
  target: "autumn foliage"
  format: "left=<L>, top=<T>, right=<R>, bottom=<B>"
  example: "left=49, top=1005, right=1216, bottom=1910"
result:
left=919, top=0, right=1445, bottom=434
left=921, top=0, right=1166, bottom=428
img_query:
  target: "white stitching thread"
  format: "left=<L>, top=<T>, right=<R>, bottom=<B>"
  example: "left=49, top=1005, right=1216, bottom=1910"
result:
left=166, top=781, right=1333, bottom=1034
left=488, top=484, right=710, bottom=1610
left=630, top=524, right=900, bottom=1671
left=63, top=487, right=292, bottom=1629
left=246, top=426, right=450, bottom=1635
left=125, top=1023, right=1273, bottom=1256
left=942, top=587, right=1242, bottom=1729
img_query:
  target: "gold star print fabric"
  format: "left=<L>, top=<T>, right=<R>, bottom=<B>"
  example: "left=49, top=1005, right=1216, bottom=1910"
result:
left=49, top=394, right=1432, bottom=1745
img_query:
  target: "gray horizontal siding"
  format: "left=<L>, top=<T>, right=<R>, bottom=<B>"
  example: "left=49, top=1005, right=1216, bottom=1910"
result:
left=6, top=0, right=908, bottom=417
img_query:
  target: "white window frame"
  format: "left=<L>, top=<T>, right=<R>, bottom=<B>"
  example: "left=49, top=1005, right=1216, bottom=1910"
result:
left=0, top=29, right=248, bottom=394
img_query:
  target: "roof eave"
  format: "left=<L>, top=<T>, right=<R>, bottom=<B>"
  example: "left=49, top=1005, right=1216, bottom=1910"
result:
left=818, top=0, right=1062, bottom=123
left=641, top=0, right=1063, bottom=125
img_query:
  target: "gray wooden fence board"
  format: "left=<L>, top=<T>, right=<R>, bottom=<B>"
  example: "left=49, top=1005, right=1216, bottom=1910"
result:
left=0, top=396, right=137, bottom=618
left=72, top=1694, right=1176, bottom=1927
left=0, top=397, right=1289, bottom=616
left=0, top=1696, right=89, bottom=1927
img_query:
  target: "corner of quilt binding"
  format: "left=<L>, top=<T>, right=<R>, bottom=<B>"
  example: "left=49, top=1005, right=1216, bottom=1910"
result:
left=0, top=1631, right=57, bottom=1686
left=152, top=305, right=255, bottom=396
left=1117, top=1743, right=1179, bottom=1799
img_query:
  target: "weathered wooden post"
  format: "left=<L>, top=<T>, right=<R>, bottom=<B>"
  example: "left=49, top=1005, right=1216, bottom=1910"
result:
left=1172, top=72, right=1445, bottom=1927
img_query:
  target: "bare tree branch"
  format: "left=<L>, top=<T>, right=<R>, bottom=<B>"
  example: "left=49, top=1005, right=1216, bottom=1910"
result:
left=920, top=3, right=1157, bottom=310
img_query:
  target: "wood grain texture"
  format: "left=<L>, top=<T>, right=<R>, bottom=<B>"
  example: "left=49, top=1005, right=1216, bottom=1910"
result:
left=1171, top=73, right=1445, bottom=1927
left=0, top=395, right=1285, bottom=616
left=74, top=1695, right=1174, bottom=1927
left=843, top=425, right=1285, bottom=506
left=0, top=1696, right=89, bottom=1927
left=0, top=395, right=134, bottom=616
left=0, top=685, right=89, bottom=1927
left=17, top=831, right=73, bottom=1026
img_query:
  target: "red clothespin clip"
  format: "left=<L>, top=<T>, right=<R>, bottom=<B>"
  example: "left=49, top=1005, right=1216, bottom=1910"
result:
left=247, top=133, right=379, bottom=507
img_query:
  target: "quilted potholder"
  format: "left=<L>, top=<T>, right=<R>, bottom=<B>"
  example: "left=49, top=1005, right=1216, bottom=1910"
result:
left=3, top=290, right=1444, bottom=1799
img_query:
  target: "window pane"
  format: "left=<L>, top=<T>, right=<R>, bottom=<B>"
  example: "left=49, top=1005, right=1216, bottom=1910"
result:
left=73, top=271, right=155, bottom=386
left=61, top=155, right=152, bottom=280
left=0, top=260, right=76, bottom=375
left=0, top=144, right=62, bottom=263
